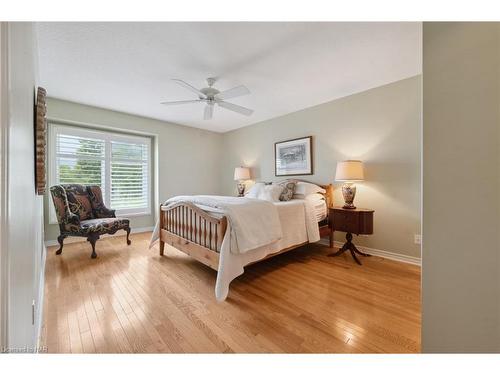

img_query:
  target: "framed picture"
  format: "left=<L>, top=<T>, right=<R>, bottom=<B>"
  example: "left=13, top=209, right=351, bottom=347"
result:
left=35, top=86, right=47, bottom=195
left=275, top=136, right=313, bottom=176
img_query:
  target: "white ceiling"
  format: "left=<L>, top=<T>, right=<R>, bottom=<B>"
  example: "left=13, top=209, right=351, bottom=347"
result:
left=36, top=22, right=421, bottom=133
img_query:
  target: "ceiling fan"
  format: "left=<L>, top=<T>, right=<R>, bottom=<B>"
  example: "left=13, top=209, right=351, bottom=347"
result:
left=161, top=78, right=253, bottom=120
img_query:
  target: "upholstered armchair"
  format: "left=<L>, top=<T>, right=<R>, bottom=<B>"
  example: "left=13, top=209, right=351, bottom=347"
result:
left=50, top=184, right=131, bottom=258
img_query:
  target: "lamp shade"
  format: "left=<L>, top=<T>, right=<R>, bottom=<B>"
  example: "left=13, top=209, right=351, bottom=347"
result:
left=335, top=160, right=364, bottom=181
left=234, top=167, right=250, bottom=181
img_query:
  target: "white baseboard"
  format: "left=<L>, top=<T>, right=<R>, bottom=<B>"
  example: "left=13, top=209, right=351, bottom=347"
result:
left=319, top=238, right=421, bottom=266
left=43, top=228, right=420, bottom=266
left=44, top=226, right=154, bottom=247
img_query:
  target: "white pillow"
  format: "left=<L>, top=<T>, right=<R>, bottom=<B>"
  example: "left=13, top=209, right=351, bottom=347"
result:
left=257, top=184, right=284, bottom=202
left=305, top=193, right=325, bottom=202
left=244, top=182, right=265, bottom=198
left=294, top=182, right=326, bottom=196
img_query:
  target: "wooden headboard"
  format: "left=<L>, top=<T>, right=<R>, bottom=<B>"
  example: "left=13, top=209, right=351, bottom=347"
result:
left=320, top=184, right=334, bottom=209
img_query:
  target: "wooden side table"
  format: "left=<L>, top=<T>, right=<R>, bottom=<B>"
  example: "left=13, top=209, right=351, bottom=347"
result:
left=328, top=207, right=374, bottom=265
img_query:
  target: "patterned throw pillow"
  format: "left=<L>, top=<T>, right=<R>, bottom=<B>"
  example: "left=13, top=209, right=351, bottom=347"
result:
left=276, top=180, right=297, bottom=201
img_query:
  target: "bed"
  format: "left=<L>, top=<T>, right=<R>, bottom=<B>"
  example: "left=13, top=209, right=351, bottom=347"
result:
left=151, top=181, right=333, bottom=300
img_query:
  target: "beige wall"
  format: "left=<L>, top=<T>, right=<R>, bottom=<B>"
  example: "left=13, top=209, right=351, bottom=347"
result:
left=44, top=98, right=224, bottom=242
left=222, top=76, right=422, bottom=259
left=46, top=78, right=422, bottom=261
left=422, top=23, right=500, bottom=352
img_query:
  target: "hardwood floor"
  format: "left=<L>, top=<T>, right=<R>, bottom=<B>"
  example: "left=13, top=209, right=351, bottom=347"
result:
left=40, top=232, right=421, bottom=353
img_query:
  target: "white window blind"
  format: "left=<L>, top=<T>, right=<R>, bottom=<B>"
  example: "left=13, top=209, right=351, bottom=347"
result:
left=49, top=124, right=151, bottom=221
left=110, top=139, right=150, bottom=212
left=56, top=132, right=105, bottom=187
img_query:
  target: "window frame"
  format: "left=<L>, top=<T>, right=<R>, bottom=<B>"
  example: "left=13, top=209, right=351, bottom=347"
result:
left=48, top=123, right=152, bottom=224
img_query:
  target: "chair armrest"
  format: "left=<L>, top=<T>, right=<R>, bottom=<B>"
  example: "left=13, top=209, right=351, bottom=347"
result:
left=66, top=212, right=81, bottom=226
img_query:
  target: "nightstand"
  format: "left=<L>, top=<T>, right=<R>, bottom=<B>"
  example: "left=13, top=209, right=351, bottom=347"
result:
left=328, top=206, right=374, bottom=265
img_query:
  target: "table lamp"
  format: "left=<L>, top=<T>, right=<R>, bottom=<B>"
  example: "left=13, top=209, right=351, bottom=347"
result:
left=234, top=167, right=251, bottom=197
left=335, top=160, right=364, bottom=209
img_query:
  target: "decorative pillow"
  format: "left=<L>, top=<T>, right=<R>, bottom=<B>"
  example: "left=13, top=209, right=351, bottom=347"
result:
left=276, top=180, right=297, bottom=201
left=257, top=184, right=284, bottom=202
left=294, top=181, right=326, bottom=196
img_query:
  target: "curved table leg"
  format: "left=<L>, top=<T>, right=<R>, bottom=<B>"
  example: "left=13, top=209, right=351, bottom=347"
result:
left=352, top=243, right=371, bottom=257
left=349, top=248, right=362, bottom=265
left=329, top=232, right=369, bottom=265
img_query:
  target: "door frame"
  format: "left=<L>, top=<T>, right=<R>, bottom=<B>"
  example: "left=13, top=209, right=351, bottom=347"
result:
left=0, top=21, right=9, bottom=350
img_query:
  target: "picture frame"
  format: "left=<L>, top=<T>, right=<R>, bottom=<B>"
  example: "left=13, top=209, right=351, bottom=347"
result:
left=35, top=86, right=47, bottom=195
left=274, top=136, right=313, bottom=176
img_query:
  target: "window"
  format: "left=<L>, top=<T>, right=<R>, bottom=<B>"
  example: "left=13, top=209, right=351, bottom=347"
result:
left=49, top=124, right=151, bottom=221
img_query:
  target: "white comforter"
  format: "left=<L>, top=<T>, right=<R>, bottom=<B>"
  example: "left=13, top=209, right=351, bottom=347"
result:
left=150, top=196, right=320, bottom=301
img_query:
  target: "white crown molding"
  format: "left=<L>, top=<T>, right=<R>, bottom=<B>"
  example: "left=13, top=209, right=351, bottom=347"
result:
left=44, top=226, right=154, bottom=247
left=319, top=238, right=421, bottom=266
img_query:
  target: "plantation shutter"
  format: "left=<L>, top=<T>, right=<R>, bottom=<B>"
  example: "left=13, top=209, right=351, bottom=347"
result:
left=110, top=139, right=149, bottom=212
left=50, top=124, right=151, bottom=221
left=55, top=132, right=105, bottom=188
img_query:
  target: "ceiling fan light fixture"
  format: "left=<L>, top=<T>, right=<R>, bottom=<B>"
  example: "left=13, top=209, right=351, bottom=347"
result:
left=204, top=102, right=215, bottom=120
left=161, top=77, right=253, bottom=120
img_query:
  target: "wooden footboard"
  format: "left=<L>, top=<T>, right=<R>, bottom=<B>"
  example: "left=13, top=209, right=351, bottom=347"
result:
left=159, top=202, right=227, bottom=270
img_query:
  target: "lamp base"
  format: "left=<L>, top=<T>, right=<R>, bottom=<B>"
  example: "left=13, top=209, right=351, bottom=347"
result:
left=342, top=183, right=357, bottom=209
left=342, top=203, right=356, bottom=209
left=237, top=182, right=245, bottom=197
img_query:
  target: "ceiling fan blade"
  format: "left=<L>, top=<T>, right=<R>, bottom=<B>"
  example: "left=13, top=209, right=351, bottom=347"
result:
left=217, top=101, right=253, bottom=116
left=215, top=85, right=250, bottom=100
left=171, top=79, right=207, bottom=98
left=204, top=103, right=214, bottom=120
left=160, top=99, right=203, bottom=106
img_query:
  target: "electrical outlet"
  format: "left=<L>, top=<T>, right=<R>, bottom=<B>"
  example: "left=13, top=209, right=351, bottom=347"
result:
left=414, top=234, right=422, bottom=245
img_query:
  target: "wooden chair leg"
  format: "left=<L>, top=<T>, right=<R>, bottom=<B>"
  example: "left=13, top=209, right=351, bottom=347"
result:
left=88, top=234, right=99, bottom=259
left=125, top=227, right=131, bottom=245
left=56, top=235, right=66, bottom=255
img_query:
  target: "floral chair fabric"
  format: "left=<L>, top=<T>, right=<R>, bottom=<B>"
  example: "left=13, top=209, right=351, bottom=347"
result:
left=79, top=217, right=130, bottom=234
left=50, top=184, right=131, bottom=258
left=65, top=184, right=94, bottom=220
